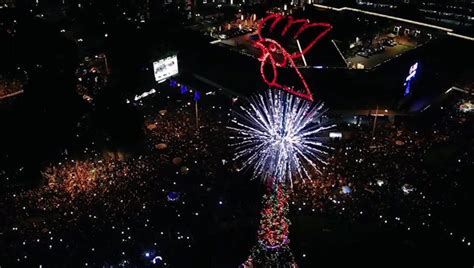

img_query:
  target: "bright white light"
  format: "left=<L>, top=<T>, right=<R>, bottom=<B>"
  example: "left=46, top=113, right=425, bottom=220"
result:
left=313, top=4, right=453, bottom=32
left=134, top=89, right=156, bottom=101
left=405, top=62, right=418, bottom=81
left=153, top=55, right=179, bottom=82
left=228, top=90, right=335, bottom=186
left=152, top=256, right=163, bottom=264
left=402, top=184, right=414, bottom=194
left=447, top=32, right=474, bottom=41
left=296, top=39, right=307, bottom=67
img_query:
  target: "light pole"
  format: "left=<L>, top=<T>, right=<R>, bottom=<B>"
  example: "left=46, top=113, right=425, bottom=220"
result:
left=102, top=54, right=110, bottom=75
left=194, top=91, right=201, bottom=131
left=372, top=105, right=379, bottom=137
left=195, top=101, right=199, bottom=130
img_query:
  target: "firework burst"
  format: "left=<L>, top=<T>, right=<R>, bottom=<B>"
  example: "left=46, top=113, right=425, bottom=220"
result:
left=229, top=90, right=335, bottom=186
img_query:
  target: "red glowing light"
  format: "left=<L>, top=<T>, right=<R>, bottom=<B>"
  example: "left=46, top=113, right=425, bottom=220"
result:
left=255, top=13, right=333, bottom=101
left=257, top=185, right=291, bottom=248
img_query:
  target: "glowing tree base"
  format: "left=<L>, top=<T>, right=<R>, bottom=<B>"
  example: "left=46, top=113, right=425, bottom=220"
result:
left=241, top=185, right=298, bottom=268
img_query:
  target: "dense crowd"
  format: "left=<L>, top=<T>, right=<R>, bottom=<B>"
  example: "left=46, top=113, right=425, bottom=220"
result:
left=143, top=99, right=232, bottom=177
left=292, top=93, right=473, bottom=249
left=0, top=84, right=242, bottom=267
left=0, top=85, right=472, bottom=266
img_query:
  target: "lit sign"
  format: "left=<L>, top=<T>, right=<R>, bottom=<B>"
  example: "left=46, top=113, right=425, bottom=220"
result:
left=406, top=62, right=418, bottom=82
left=404, top=62, right=418, bottom=96
left=134, top=88, right=156, bottom=101
left=153, top=55, right=179, bottom=82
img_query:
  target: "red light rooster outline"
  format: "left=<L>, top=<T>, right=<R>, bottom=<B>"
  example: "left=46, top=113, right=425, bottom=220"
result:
left=254, top=13, right=333, bottom=102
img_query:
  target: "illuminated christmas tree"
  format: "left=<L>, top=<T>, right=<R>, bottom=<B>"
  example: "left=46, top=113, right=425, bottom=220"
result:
left=231, top=90, right=333, bottom=267
left=242, top=184, right=297, bottom=268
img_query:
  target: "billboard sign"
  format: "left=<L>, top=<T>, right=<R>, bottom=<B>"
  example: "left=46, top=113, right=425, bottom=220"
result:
left=404, top=62, right=418, bottom=96
left=153, top=55, right=178, bottom=82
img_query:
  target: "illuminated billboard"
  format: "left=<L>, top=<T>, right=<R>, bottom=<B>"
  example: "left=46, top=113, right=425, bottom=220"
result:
left=404, top=62, right=418, bottom=96
left=153, top=55, right=179, bottom=82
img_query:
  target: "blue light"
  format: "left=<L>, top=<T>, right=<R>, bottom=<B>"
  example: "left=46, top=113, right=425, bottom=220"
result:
left=167, top=191, right=180, bottom=202
left=404, top=80, right=411, bottom=96
left=404, top=62, right=419, bottom=96
left=169, top=79, right=177, bottom=87
left=194, top=90, right=201, bottom=101
left=342, top=186, right=352, bottom=194
left=180, top=85, right=188, bottom=94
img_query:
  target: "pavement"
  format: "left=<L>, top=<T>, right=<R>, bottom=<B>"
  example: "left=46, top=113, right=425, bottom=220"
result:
left=219, top=31, right=261, bottom=58
left=347, top=37, right=418, bottom=69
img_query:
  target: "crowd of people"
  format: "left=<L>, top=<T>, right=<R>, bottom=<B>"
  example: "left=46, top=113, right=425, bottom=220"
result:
left=0, top=84, right=245, bottom=267
left=292, top=93, right=473, bottom=250
left=143, top=97, right=232, bottom=177
left=0, top=83, right=472, bottom=266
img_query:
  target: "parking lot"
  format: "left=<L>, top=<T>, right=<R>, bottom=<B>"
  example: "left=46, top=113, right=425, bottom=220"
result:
left=347, top=36, right=418, bottom=69
left=215, top=30, right=264, bottom=59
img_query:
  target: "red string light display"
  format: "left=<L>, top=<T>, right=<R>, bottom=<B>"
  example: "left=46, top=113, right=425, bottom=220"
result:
left=255, top=13, right=333, bottom=102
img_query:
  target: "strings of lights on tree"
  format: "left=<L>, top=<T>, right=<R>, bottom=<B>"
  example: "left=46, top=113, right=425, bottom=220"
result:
left=228, top=89, right=335, bottom=187
left=243, top=185, right=296, bottom=267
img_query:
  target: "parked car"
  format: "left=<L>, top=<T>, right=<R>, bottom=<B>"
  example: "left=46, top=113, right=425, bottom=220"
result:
left=383, top=39, right=397, bottom=47
left=372, top=45, right=385, bottom=53
left=356, top=51, right=370, bottom=58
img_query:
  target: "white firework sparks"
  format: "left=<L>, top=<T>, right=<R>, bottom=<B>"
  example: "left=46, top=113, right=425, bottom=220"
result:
left=228, top=90, right=335, bottom=186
